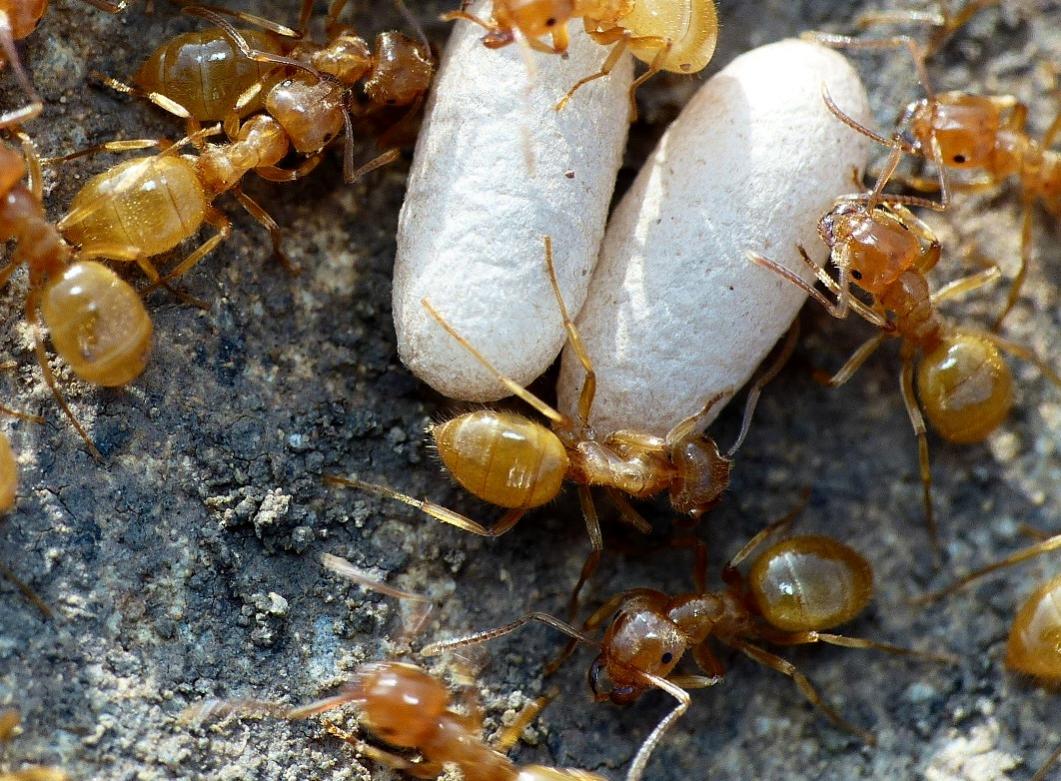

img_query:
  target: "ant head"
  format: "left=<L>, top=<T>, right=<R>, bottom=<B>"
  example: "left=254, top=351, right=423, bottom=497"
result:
left=596, top=596, right=687, bottom=702
left=498, top=0, right=576, bottom=42
left=669, top=439, right=731, bottom=518
left=309, top=34, right=373, bottom=86
left=357, top=662, right=449, bottom=747
left=825, top=206, right=922, bottom=296
left=916, top=331, right=1013, bottom=444
left=363, top=33, right=435, bottom=107
left=914, top=94, right=1003, bottom=170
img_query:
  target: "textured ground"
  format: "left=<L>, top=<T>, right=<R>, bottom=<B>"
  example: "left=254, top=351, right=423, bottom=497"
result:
left=0, top=1, right=1058, bottom=780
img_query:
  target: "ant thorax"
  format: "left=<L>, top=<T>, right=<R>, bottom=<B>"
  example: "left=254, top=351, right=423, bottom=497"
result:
left=567, top=439, right=673, bottom=499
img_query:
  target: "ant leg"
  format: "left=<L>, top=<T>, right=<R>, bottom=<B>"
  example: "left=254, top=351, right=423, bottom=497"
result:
left=817, top=332, right=887, bottom=388
left=158, top=207, right=232, bottom=282
left=1031, top=744, right=1061, bottom=781
left=492, top=690, right=556, bottom=752
left=322, top=722, right=443, bottom=779
left=764, top=629, right=958, bottom=664
left=722, top=490, right=810, bottom=575
left=730, top=639, right=876, bottom=745
left=421, top=299, right=571, bottom=427
left=626, top=673, right=702, bottom=781
left=43, top=138, right=160, bottom=166
left=0, top=16, right=42, bottom=130
left=439, top=10, right=497, bottom=32
left=568, top=485, right=604, bottom=622
left=543, top=236, right=597, bottom=429
left=0, top=560, right=53, bottom=619
left=692, top=641, right=726, bottom=678
left=624, top=38, right=671, bottom=122
left=605, top=488, right=653, bottom=534
left=255, top=155, right=325, bottom=183
left=662, top=391, right=728, bottom=448
left=912, top=532, right=1061, bottom=605
left=420, top=612, right=596, bottom=657
left=230, top=186, right=298, bottom=274
left=325, top=475, right=526, bottom=537
left=12, top=131, right=42, bottom=201
left=555, top=30, right=631, bottom=112
left=930, top=265, right=1001, bottom=304
left=26, top=294, right=102, bottom=462
left=973, top=332, right=1061, bottom=389
left=926, top=0, right=1000, bottom=55
left=899, top=353, right=940, bottom=564
left=992, top=200, right=1033, bottom=329
left=90, top=72, right=203, bottom=137
left=727, top=320, right=800, bottom=456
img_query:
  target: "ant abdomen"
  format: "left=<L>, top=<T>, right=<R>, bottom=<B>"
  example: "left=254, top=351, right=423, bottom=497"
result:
left=135, top=29, right=285, bottom=121
left=62, top=156, right=206, bottom=260
left=362, top=32, right=435, bottom=108
left=39, top=261, right=153, bottom=387
left=433, top=411, right=569, bottom=509
left=622, top=0, right=718, bottom=73
left=749, top=535, right=873, bottom=632
left=916, top=332, right=1013, bottom=444
left=1006, top=575, right=1061, bottom=679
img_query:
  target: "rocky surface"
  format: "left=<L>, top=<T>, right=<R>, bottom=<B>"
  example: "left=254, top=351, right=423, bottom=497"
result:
left=0, top=1, right=1057, bottom=780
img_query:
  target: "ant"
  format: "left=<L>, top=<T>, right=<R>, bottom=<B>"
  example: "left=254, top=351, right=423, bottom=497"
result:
left=64, top=5, right=432, bottom=282
left=0, top=707, right=68, bottom=781
left=0, top=0, right=128, bottom=130
left=330, top=235, right=795, bottom=619
left=748, top=139, right=1061, bottom=559
left=914, top=529, right=1061, bottom=781
left=0, top=134, right=153, bottom=460
left=809, top=11, right=1060, bottom=327
left=422, top=501, right=955, bottom=781
left=185, top=554, right=607, bottom=781
left=443, top=0, right=719, bottom=119
left=98, top=1, right=434, bottom=161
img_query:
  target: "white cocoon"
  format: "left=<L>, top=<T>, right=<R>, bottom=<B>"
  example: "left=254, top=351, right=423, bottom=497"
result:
left=557, top=39, right=872, bottom=437
left=394, top=1, right=633, bottom=401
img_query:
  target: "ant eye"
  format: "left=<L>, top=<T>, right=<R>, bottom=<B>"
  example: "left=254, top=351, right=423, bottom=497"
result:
left=661, top=652, right=674, bottom=664
left=851, top=270, right=863, bottom=281
left=953, top=154, right=966, bottom=163
left=545, top=17, right=556, bottom=26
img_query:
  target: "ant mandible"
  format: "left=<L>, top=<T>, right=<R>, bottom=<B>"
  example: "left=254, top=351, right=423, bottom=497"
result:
left=443, top=0, right=718, bottom=119
left=422, top=501, right=954, bottom=781
left=0, top=135, right=152, bottom=460
left=330, top=235, right=795, bottom=619
left=914, top=529, right=1061, bottom=781
left=748, top=138, right=1061, bottom=559
left=809, top=10, right=1060, bottom=327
